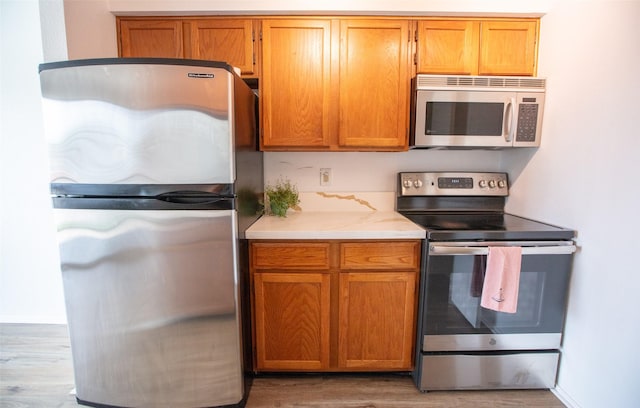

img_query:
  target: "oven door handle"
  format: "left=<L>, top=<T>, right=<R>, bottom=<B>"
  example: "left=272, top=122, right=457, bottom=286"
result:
left=429, top=242, right=577, bottom=256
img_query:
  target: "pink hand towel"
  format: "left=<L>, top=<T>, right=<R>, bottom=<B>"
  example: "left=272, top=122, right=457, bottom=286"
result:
left=480, top=246, right=522, bottom=313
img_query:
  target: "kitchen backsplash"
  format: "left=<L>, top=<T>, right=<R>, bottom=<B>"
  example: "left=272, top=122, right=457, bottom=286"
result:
left=263, top=150, right=504, bottom=194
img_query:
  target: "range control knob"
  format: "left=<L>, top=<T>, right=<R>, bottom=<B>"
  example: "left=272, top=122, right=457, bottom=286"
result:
left=498, top=180, right=507, bottom=189
left=479, top=180, right=487, bottom=188
left=413, top=179, right=423, bottom=188
left=488, top=180, right=497, bottom=188
left=403, top=179, right=412, bottom=188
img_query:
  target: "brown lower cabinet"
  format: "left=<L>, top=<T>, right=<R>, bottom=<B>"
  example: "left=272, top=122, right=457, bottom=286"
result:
left=249, top=240, right=421, bottom=372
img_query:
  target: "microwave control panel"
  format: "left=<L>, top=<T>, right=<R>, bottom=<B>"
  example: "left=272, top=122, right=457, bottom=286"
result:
left=514, top=92, right=545, bottom=145
left=516, top=102, right=539, bottom=142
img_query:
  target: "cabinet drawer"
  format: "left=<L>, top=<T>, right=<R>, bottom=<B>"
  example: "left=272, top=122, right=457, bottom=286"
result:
left=340, top=241, right=420, bottom=270
left=251, top=242, right=331, bottom=270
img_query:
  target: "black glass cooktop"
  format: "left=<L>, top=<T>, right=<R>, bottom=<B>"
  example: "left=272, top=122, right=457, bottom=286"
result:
left=403, top=212, right=575, bottom=241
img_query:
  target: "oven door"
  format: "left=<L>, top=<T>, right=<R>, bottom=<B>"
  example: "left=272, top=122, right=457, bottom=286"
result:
left=422, top=241, right=575, bottom=352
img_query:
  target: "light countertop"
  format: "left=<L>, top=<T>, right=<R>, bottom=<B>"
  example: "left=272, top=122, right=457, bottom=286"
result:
left=245, top=210, right=426, bottom=240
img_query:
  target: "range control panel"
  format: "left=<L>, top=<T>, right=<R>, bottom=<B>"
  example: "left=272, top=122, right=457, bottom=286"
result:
left=399, top=172, right=509, bottom=196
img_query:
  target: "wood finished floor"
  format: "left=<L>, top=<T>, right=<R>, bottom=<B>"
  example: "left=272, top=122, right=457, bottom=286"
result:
left=1, top=324, right=565, bottom=407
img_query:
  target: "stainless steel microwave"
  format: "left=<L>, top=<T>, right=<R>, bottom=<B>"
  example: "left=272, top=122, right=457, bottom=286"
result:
left=411, top=75, right=546, bottom=148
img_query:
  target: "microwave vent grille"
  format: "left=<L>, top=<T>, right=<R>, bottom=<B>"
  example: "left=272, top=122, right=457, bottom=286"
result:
left=417, top=75, right=545, bottom=91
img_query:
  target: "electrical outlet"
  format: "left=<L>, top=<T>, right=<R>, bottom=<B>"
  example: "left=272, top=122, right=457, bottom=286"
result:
left=320, top=168, right=331, bottom=186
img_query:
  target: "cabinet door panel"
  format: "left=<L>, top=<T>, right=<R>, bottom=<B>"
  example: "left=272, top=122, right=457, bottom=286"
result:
left=338, top=272, right=416, bottom=369
left=339, top=20, right=411, bottom=149
left=479, top=21, right=538, bottom=76
left=416, top=20, right=479, bottom=75
left=119, top=20, right=183, bottom=58
left=190, top=19, right=255, bottom=75
left=261, top=20, right=334, bottom=149
left=254, top=273, right=331, bottom=370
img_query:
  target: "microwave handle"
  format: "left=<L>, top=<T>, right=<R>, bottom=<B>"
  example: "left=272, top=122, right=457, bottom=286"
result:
left=504, top=97, right=516, bottom=143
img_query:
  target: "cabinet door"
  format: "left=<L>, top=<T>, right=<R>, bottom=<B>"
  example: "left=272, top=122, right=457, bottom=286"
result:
left=338, top=271, right=416, bottom=369
left=189, top=19, right=256, bottom=76
left=416, top=20, right=479, bottom=75
left=118, top=19, right=184, bottom=58
left=253, top=272, right=331, bottom=370
left=261, top=19, right=335, bottom=149
left=479, top=20, right=538, bottom=76
left=338, top=241, right=419, bottom=369
left=339, top=19, right=411, bottom=150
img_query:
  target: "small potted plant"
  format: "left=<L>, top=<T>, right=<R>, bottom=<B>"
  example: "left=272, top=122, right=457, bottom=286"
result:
left=265, top=179, right=300, bottom=217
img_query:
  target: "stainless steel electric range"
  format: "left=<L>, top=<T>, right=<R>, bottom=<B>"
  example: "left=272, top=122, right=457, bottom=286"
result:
left=396, top=172, right=576, bottom=392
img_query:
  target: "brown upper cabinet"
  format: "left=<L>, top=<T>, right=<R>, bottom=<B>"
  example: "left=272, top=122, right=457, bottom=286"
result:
left=416, top=19, right=539, bottom=76
left=117, top=17, right=258, bottom=77
left=117, top=16, right=540, bottom=151
left=260, top=19, right=334, bottom=150
left=260, top=18, right=412, bottom=151
left=187, top=19, right=257, bottom=76
left=338, top=19, right=412, bottom=150
left=118, top=19, right=184, bottom=58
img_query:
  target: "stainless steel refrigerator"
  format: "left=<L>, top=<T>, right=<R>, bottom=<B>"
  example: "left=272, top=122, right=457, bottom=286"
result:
left=39, top=58, right=263, bottom=408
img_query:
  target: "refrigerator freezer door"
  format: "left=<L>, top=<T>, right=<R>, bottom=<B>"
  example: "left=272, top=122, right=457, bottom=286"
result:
left=40, top=61, right=235, bottom=185
left=55, top=208, right=243, bottom=407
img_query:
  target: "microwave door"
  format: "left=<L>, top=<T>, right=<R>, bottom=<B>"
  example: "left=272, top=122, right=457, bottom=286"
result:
left=413, top=90, right=514, bottom=148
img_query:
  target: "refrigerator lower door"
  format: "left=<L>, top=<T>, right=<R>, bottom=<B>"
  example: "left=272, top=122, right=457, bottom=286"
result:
left=55, top=208, right=244, bottom=407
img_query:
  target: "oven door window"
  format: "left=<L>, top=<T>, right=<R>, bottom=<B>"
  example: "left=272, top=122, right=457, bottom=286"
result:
left=424, top=252, right=572, bottom=335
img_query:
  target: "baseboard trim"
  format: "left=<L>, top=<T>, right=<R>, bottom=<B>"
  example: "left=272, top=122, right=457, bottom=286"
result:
left=0, top=315, right=67, bottom=324
left=552, top=385, right=582, bottom=408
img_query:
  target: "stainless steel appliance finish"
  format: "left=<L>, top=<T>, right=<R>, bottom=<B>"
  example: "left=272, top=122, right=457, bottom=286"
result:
left=411, top=75, right=546, bottom=148
left=39, top=58, right=262, bottom=408
left=400, top=172, right=509, bottom=196
left=41, top=59, right=236, bottom=186
left=423, top=333, right=562, bottom=352
left=57, top=209, right=242, bottom=407
left=420, top=352, right=560, bottom=390
left=397, top=172, right=575, bottom=392
left=429, top=241, right=577, bottom=257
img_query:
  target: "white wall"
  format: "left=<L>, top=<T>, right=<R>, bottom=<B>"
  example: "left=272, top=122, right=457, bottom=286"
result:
left=0, top=0, right=67, bottom=323
left=107, top=0, right=550, bottom=16
left=64, top=0, right=117, bottom=59
left=3, top=0, right=640, bottom=407
left=505, top=2, right=640, bottom=407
